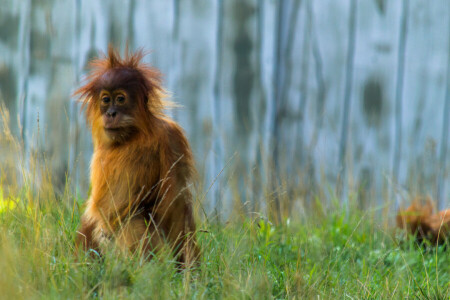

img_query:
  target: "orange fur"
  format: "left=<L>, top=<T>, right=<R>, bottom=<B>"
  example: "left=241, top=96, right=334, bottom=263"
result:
left=396, top=197, right=450, bottom=244
left=74, top=46, right=199, bottom=266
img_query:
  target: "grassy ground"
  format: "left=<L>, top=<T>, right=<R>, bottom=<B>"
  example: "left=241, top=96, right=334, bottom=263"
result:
left=0, top=184, right=448, bottom=299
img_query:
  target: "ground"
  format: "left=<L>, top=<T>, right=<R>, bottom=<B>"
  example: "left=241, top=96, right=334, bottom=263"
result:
left=0, top=187, right=448, bottom=299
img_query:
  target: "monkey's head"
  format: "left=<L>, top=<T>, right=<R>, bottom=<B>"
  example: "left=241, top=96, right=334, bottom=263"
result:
left=74, top=47, right=164, bottom=145
left=396, top=197, right=433, bottom=233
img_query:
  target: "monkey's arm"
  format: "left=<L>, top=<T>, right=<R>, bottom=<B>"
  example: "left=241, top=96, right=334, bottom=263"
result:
left=154, top=124, right=200, bottom=266
left=156, top=174, right=200, bottom=266
left=76, top=214, right=100, bottom=255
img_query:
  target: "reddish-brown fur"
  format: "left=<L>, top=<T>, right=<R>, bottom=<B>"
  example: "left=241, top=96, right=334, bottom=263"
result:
left=396, top=197, right=450, bottom=244
left=74, top=47, right=199, bottom=266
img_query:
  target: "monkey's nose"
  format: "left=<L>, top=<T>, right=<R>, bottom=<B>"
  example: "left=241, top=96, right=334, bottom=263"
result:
left=106, top=108, right=117, bottom=118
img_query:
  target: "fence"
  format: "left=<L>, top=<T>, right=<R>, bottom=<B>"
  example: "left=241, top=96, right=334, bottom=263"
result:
left=0, top=0, right=449, bottom=215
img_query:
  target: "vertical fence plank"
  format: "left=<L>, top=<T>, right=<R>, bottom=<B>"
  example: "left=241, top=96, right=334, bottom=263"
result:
left=437, top=9, right=450, bottom=208
left=18, top=0, right=31, bottom=152
left=211, top=0, right=224, bottom=219
left=0, top=1, right=21, bottom=134
left=399, top=0, right=448, bottom=204
left=168, top=0, right=217, bottom=213
left=270, top=0, right=291, bottom=222
left=337, top=0, right=357, bottom=206
left=392, top=0, right=409, bottom=207
left=348, top=1, right=403, bottom=209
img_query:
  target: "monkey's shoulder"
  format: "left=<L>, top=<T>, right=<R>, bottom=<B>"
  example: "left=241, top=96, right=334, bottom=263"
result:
left=158, top=117, right=187, bottom=138
left=156, top=118, right=191, bottom=153
left=154, top=118, right=195, bottom=175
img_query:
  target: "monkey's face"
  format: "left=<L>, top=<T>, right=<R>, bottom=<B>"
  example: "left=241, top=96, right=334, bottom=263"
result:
left=78, top=65, right=158, bottom=146
left=98, top=89, right=137, bottom=142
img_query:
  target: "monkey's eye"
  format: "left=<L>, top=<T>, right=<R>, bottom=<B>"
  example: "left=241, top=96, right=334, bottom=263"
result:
left=101, top=96, right=110, bottom=103
left=116, top=95, right=126, bottom=104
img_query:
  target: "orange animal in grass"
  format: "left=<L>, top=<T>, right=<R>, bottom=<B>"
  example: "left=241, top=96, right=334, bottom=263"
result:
left=396, top=197, right=450, bottom=244
left=74, top=47, right=199, bottom=266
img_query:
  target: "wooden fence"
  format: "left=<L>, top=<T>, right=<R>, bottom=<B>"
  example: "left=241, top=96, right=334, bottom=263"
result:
left=0, top=0, right=449, bottom=215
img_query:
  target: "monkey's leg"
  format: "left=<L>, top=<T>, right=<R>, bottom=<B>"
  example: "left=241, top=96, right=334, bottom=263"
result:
left=76, top=216, right=100, bottom=256
left=115, top=216, right=164, bottom=259
left=159, top=200, right=200, bottom=267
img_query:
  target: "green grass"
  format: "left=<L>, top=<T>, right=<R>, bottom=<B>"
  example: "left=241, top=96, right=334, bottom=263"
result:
left=0, top=185, right=449, bottom=299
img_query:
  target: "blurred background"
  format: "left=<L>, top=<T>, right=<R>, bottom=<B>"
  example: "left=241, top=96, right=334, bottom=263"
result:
left=0, top=0, right=448, bottom=218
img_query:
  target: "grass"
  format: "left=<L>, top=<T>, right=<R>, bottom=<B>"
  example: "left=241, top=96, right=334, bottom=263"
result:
left=1, top=106, right=449, bottom=299
left=0, top=183, right=449, bottom=299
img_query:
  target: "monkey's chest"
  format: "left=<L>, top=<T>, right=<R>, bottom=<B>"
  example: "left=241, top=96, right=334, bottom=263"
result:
left=90, top=151, right=161, bottom=217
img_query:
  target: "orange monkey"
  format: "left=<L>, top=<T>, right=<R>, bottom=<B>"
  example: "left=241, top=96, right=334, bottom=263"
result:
left=397, top=197, right=450, bottom=244
left=74, top=47, right=199, bottom=266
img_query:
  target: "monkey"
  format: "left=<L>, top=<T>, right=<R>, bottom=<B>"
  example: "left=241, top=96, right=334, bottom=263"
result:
left=74, top=46, right=200, bottom=266
left=396, top=197, right=450, bottom=244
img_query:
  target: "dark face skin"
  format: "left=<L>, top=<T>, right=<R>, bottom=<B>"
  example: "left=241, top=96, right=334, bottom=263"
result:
left=99, top=89, right=137, bottom=142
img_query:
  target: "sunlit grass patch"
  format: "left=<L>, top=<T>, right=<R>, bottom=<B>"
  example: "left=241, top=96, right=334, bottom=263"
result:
left=0, top=186, right=449, bottom=298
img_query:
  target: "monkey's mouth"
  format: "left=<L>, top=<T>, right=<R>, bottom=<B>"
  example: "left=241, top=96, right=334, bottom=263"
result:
left=104, top=127, right=125, bottom=136
left=104, top=126, right=136, bottom=140
left=104, top=127, right=122, bottom=131
left=104, top=122, right=124, bottom=130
